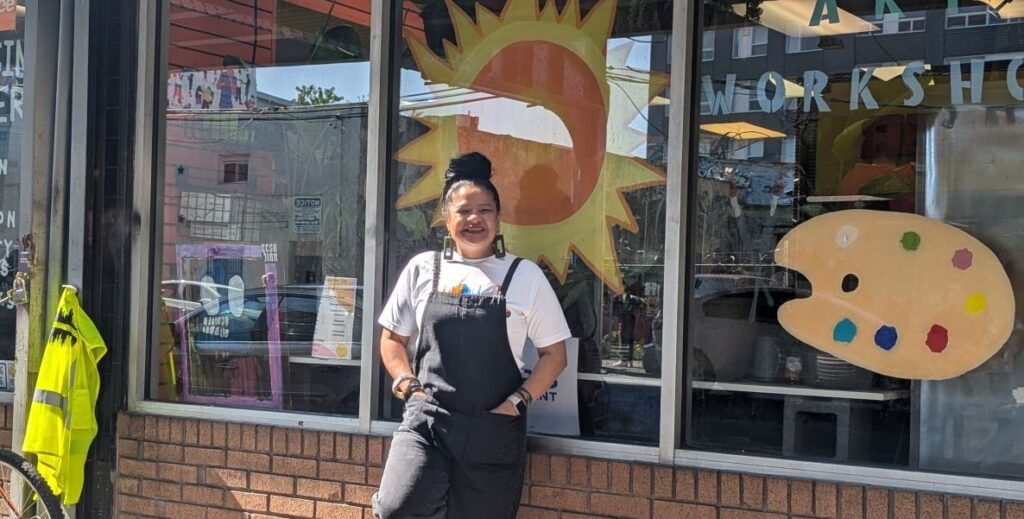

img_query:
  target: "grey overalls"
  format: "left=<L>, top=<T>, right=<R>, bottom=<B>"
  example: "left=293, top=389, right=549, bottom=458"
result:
left=373, top=253, right=528, bottom=519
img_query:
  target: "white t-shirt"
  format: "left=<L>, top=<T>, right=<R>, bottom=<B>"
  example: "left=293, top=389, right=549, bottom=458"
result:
left=378, top=251, right=572, bottom=370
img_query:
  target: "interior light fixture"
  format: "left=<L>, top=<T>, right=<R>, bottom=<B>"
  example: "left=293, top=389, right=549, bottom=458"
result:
left=700, top=122, right=786, bottom=139
left=734, top=0, right=878, bottom=37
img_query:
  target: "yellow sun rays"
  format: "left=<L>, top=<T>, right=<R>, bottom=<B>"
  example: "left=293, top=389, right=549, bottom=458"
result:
left=396, top=0, right=669, bottom=293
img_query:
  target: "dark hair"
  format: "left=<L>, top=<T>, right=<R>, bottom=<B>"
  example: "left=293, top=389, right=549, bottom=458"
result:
left=441, top=152, right=501, bottom=215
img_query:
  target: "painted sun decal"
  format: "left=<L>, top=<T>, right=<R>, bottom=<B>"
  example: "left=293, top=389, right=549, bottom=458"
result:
left=396, top=0, right=669, bottom=293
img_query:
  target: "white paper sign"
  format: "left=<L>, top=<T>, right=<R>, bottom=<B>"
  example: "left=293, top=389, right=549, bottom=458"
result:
left=293, top=197, right=323, bottom=235
left=522, top=338, right=580, bottom=436
left=311, top=276, right=358, bottom=359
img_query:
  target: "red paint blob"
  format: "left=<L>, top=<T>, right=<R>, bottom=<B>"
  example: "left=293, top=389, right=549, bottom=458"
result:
left=926, top=325, right=948, bottom=353
left=952, top=248, right=973, bottom=270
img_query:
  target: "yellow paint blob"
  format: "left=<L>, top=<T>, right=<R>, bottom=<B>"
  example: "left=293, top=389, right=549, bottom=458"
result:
left=964, top=293, right=988, bottom=315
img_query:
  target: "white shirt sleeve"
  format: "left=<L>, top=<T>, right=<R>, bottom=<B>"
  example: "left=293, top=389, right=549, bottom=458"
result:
left=377, top=256, right=422, bottom=338
left=523, top=262, right=573, bottom=348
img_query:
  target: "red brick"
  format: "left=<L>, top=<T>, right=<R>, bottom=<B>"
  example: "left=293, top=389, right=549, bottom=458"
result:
left=117, top=476, right=139, bottom=495
left=765, top=478, right=788, bottom=513
left=345, top=484, right=376, bottom=506
left=697, top=471, right=717, bottom=505
left=351, top=435, right=368, bottom=464
left=141, top=479, right=181, bottom=501
left=184, top=419, right=198, bottom=444
left=157, top=417, right=171, bottom=442
left=273, top=455, right=318, bottom=478
left=742, top=475, right=764, bottom=509
left=1006, top=502, right=1024, bottom=519
left=198, top=421, right=212, bottom=445
left=530, top=486, right=589, bottom=512
left=947, top=496, right=970, bottom=519
left=162, top=501, right=208, bottom=519
left=791, top=480, right=813, bottom=516
left=250, top=473, right=295, bottom=495
left=550, top=455, right=569, bottom=486
left=721, top=473, right=741, bottom=507
left=270, top=428, right=287, bottom=455
left=892, top=491, right=915, bottom=518
left=226, top=423, right=242, bottom=449
left=321, top=461, right=367, bottom=483
left=118, top=439, right=139, bottom=457
left=257, top=425, right=272, bottom=452
left=632, top=464, right=652, bottom=496
left=610, top=462, right=631, bottom=494
left=182, top=484, right=224, bottom=507
left=169, top=418, right=184, bottom=444
left=516, top=506, right=559, bottom=519
left=157, top=462, right=198, bottom=483
left=120, top=496, right=157, bottom=516
left=226, top=490, right=268, bottom=512
left=184, top=446, right=225, bottom=466
left=975, top=499, right=1001, bottom=519
left=814, top=482, right=837, bottom=518
left=563, top=513, right=610, bottom=519
left=142, top=441, right=183, bottom=463
left=530, top=453, right=550, bottom=484
left=317, top=432, right=334, bottom=460
left=241, top=424, right=257, bottom=451
left=591, top=492, right=649, bottom=518
left=316, top=502, right=364, bottom=519
left=227, top=450, right=271, bottom=472
left=299, top=430, right=317, bottom=458
left=143, top=416, right=159, bottom=441
left=368, top=436, right=384, bottom=466
left=204, top=509, right=246, bottom=519
left=838, top=486, right=863, bottom=519
left=721, top=510, right=787, bottom=519
left=652, top=501, right=716, bottom=519
left=128, top=414, right=146, bottom=439
left=270, top=495, right=315, bottom=516
left=335, top=434, right=351, bottom=461
left=283, top=429, right=301, bottom=456
left=120, top=458, right=157, bottom=479
left=673, top=468, right=694, bottom=501
left=205, top=467, right=248, bottom=489
left=367, top=467, right=383, bottom=486
left=919, top=494, right=943, bottom=519
left=570, top=457, right=589, bottom=488
left=296, top=478, right=343, bottom=500
left=865, top=488, right=888, bottom=519
left=211, top=422, right=227, bottom=448
left=590, top=460, right=609, bottom=490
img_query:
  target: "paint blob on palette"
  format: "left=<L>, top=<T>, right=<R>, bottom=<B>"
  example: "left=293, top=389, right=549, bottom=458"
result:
left=774, top=210, right=1015, bottom=380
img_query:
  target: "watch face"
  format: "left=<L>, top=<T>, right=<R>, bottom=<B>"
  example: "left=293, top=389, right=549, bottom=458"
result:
left=514, top=400, right=528, bottom=415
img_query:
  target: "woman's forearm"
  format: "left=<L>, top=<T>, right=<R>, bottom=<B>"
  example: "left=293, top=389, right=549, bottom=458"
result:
left=521, top=341, right=568, bottom=401
left=380, top=329, right=413, bottom=380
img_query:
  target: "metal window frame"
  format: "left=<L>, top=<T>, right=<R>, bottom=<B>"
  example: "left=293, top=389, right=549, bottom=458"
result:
left=126, top=0, right=1024, bottom=502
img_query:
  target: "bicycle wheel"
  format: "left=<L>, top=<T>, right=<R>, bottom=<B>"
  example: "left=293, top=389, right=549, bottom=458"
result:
left=0, top=449, right=62, bottom=518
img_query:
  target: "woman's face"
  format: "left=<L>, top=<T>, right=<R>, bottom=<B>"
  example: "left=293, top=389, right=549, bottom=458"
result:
left=444, top=185, right=500, bottom=259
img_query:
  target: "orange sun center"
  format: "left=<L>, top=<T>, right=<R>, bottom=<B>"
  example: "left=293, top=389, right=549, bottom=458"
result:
left=463, top=40, right=607, bottom=225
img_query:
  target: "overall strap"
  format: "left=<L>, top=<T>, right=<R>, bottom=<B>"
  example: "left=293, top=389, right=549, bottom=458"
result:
left=432, top=251, right=442, bottom=293
left=499, top=258, right=524, bottom=297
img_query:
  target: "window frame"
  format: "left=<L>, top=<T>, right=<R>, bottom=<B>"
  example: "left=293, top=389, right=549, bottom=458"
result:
left=127, top=0, right=1024, bottom=502
left=732, top=26, right=768, bottom=59
left=857, top=12, right=927, bottom=36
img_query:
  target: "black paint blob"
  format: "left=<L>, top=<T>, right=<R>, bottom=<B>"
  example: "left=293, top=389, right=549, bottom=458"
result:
left=841, top=273, right=859, bottom=293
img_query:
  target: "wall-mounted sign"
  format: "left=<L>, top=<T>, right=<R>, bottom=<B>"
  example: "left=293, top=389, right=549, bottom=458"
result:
left=521, top=338, right=580, bottom=436
left=292, top=196, right=322, bottom=235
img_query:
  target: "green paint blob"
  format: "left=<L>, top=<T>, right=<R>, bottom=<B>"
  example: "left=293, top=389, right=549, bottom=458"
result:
left=900, top=231, right=921, bottom=251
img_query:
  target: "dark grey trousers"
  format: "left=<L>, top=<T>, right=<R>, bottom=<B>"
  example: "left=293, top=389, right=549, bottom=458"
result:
left=373, top=396, right=527, bottom=519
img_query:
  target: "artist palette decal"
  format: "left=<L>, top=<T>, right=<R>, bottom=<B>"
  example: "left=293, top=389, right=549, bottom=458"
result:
left=774, top=210, right=1015, bottom=380
left=396, top=0, right=669, bottom=294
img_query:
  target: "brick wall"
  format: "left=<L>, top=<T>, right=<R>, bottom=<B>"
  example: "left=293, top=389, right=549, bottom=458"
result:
left=115, top=412, right=1024, bottom=519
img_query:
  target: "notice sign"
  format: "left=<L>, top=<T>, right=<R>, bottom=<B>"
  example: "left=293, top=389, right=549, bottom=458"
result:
left=522, top=338, right=580, bottom=436
left=0, top=1, right=15, bottom=33
left=312, top=276, right=358, bottom=360
left=292, top=197, right=322, bottom=234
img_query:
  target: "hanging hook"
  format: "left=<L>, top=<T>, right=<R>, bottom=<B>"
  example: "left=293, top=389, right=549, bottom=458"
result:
left=62, top=284, right=79, bottom=294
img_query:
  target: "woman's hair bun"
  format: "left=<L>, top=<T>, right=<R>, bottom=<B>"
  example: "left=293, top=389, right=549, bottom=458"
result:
left=444, top=152, right=492, bottom=183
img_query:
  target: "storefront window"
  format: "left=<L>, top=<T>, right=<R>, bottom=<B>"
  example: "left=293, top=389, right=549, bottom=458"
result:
left=383, top=0, right=672, bottom=444
left=148, top=0, right=371, bottom=415
left=689, top=0, right=1024, bottom=479
left=0, top=1, right=24, bottom=394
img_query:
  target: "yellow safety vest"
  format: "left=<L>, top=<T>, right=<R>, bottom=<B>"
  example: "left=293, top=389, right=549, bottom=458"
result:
left=22, top=287, right=106, bottom=506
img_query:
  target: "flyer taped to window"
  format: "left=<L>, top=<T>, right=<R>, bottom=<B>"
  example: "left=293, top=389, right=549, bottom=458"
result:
left=311, top=276, right=358, bottom=360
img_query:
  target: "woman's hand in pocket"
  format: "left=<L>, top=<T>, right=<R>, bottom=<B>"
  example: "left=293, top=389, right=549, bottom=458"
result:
left=489, top=399, right=517, bottom=417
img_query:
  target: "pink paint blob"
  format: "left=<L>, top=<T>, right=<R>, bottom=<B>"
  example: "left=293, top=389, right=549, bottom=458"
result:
left=952, top=248, right=973, bottom=270
left=926, top=324, right=948, bottom=353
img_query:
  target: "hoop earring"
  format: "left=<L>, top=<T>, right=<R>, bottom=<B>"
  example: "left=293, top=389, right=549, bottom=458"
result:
left=492, top=234, right=506, bottom=259
left=443, top=236, right=455, bottom=260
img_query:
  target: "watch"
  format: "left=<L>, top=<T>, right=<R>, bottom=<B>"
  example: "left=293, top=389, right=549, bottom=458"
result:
left=392, top=374, right=417, bottom=399
left=507, top=394, right=528, bottom=416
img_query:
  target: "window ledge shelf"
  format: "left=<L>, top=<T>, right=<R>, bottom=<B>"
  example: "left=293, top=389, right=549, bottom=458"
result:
left=691, top=380, right=909, bottom=401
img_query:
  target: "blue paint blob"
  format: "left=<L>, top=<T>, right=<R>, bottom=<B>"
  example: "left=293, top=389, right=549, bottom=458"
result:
left=874, top=325, right=899, bottom=351
left=833, top=318, right=857, bottom=343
